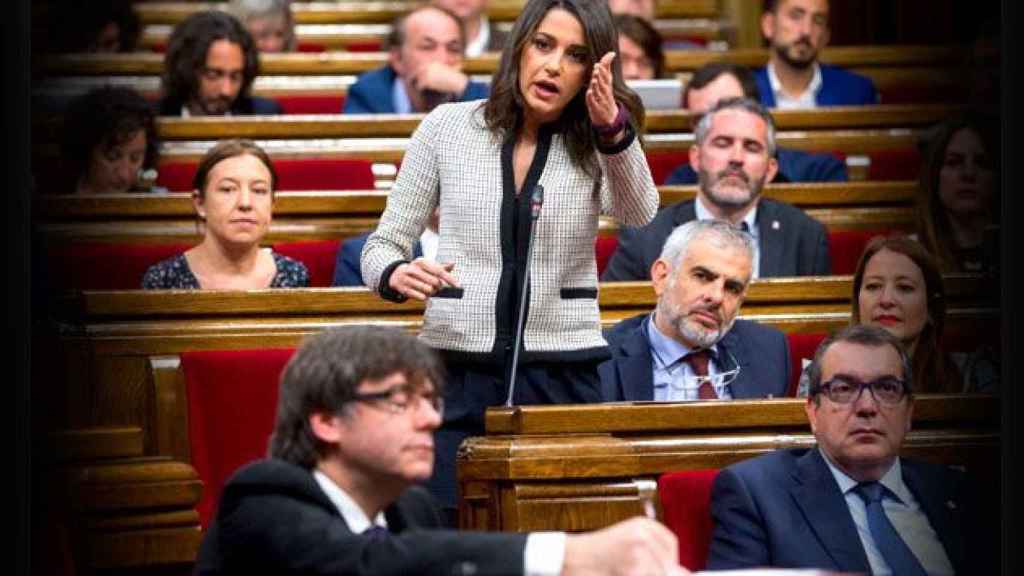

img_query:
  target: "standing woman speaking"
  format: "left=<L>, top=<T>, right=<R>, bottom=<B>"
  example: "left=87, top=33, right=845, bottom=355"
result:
left=362, top=0, right=658, bottom=510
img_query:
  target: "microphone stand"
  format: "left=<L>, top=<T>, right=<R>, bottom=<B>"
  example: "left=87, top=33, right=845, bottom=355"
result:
left=506, top=185, right=544, bottom=407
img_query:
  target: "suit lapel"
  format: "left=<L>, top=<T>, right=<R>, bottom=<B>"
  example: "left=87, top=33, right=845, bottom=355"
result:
left=790, top=450, right=872, bottom=572
left=902, top=462, right=964, bottom=572
left=755, top=200, right=784, bottom=277
left=672, top=200, right=697, bottom=226
left=616, top=321, right=656, bottom=401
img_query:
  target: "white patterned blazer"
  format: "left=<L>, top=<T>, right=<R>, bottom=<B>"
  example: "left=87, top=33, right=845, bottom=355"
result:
left=362, top=100, right=658, bottom=364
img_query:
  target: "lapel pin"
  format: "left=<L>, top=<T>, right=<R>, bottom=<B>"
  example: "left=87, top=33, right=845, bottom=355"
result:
left=772, top=220, right=780, bottom=230
left=946, top=500, right=957, bottom=510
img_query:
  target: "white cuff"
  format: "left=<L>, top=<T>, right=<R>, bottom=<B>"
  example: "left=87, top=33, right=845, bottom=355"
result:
left=524, top=531, right=566, bottom=576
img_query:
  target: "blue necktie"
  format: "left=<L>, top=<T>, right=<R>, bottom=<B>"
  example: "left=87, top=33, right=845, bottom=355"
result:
left=853, top=482, right=927, bottom=576
left=363, top=525, right=388, bottom=541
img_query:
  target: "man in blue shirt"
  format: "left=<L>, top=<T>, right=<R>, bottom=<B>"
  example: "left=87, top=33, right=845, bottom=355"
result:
left=755, top=0, right=878, bottom=109
left=343, top=5, right=490, bottom=114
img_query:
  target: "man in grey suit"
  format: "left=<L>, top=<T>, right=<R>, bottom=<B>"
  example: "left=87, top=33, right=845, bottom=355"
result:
left=601, top=97, right=831, bottom=281
left=599, top=219, right=790, bottom=402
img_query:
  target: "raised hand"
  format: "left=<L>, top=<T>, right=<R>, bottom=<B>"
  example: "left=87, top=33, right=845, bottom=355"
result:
left=586, top=51, right=620, bottom=129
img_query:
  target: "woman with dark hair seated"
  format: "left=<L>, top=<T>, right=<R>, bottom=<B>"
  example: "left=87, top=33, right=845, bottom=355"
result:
left=142, top=139, right=309, bottom=289
left=60, top=86, right=159, bottom=195
left=797, top=235, right=997, bottom=395
left=614, top=13, right=664, bottom=80
left=915, top=113, right=1000, bottom=273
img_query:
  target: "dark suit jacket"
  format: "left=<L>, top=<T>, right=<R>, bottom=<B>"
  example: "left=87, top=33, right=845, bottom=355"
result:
left=196, top=458, right=527, bottom=575
left=600, top=198, right=831, bottom=282
left=332, top=232, right=423, bottom=287
left=157, top=95, right=283, bottom=116
left=598, top=313, right=790, bottom=401
left=342, top=66, right=491, bottom=114
left=708, top=448, right=984, bottom=574
left=754, top=64, right=879, bottom=108
left=665, top=148, right=848, bottom=186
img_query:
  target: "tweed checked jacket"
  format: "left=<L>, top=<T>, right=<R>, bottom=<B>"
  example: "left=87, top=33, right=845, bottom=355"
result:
left=362, top=100, right=658, bottom=363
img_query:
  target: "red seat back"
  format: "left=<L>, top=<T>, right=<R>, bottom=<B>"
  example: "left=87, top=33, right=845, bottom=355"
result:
left=182, top=348, right=296, bottom=528
left=645, top=151, right=690, bottom=186
left=867, top=148, right=921, bottom=181
left=785, top=332, right=828, bottom=396
left=158, top=158, right=376, bottom=191
left=275, top=94, right=346, bottom=114
left=828, top=229, right=898, bottom=275
left=595, top=236, right=619, bottom=277
left=658, top=469, right=719, bottom=571
left=273, top=239, right=342, bottom=287
left=46, top=242, right=192, bottom=291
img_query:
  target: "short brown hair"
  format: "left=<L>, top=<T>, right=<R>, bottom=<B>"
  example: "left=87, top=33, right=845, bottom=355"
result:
left=614, top=14, right=664, bottom=78
left=268, top=326, right=446, bottom=468
left=192, top=138, right=278, bottom=196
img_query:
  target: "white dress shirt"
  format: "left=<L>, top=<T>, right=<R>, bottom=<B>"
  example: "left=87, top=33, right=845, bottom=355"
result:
left=820, top=452, right=955, bottom=576
left=695, top=196, right=760, bottom=278
left=647, top=314, right=734, bottom=401
left=464, top=16, right=492, bottom=57
left=313, top=469, right=566, bottom=575
left=767, top=61, right=823, bottom=110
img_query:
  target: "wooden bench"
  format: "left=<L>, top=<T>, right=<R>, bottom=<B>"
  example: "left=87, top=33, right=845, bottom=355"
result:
left=34, top=181, right=917, bottom=242
left=129, top=0, right=721, bottom=26
left=40, top=272, right=997, bottom=574
left=456, top=397, right=1000, bottom=535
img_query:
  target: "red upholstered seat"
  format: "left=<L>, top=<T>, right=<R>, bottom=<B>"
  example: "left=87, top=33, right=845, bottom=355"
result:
left=785, top=332, right=828, bottom=396
left=595, top=236, right=619, bottom=277
left=828, top=229, right=883, bottom=275
left=273, top=239, right=342, bottom=287
left=275, top=94, right=347, bottom=114
left=46, top=242, right=191, bottom=291
left=868, top=148, right=921, bottom=181
left=296, top=42, right=327, bottom=52
left=658, top=469, right=719, bottom=571
left=158, top=158, right=376, bottom=191
left=645, top=151, right=690, bottom=186
left=182, top=348, right=296, bottom=528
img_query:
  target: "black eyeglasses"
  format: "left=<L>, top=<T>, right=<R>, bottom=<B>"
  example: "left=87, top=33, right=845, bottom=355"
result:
left=817, top=376, right=908, bottom=406
left=349, top=383, right=444, bottom=417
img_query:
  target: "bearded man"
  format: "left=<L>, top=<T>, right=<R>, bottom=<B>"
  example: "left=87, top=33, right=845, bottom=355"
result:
left=598, top=219, right=791, bottom=401
left=754, top=0, right=878, bottom=109
left=601, top=97, right=831, bottom=282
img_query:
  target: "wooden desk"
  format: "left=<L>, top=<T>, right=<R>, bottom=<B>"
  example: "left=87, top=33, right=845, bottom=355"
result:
left=458, top=396, right=1000, bottom=531
left=33, top=182, right=919, bottom=243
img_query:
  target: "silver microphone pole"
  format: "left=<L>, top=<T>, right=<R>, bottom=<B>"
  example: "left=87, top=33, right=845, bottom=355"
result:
left=506, top=184, right=544, bottom=407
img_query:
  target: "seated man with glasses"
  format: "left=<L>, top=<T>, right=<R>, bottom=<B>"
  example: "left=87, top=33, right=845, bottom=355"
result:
left=599, top=219, right=789, bottom=402
left=707, top=324, right=989, bottom=574
left=196, top=326, right=690, bottom=575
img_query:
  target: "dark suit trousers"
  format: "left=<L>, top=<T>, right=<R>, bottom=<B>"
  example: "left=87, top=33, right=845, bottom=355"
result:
left=425, top=356, right=603, bottom=518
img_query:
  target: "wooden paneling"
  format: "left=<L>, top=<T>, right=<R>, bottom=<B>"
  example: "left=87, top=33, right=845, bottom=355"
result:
left=458, top=396, right=1000, bottom=531
left=34, top=182, right=920, bottom=242
left=42, top=45, right=964, bottom=76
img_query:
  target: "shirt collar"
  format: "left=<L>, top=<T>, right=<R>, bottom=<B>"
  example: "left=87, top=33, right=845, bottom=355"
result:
left=646, top=312, right=718, bottom=368
left=391, top=73, right=413, bottom=114
left=464, top=16, right=491, bottom=57
left=766, top=61, right=823, bottom=102
left=695, top=195, right=758, bottom=238
left=820, top=448, right=909, bottom=504
left=313, top=469, right=388, bottom=533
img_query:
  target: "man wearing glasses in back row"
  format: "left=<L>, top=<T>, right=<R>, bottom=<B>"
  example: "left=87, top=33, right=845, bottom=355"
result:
left=707, top=324, right=996, bottom=574
left=599, top=219, right=790, bottom=402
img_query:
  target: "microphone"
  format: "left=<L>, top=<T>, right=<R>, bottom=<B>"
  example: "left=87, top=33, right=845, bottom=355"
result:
left=506, top=184, right=545, bottom=407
